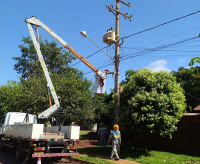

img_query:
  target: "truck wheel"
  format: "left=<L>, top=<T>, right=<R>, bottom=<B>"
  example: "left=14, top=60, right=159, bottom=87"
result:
left=68, top=156, right=72, bottom=163
left=15, top=144, right=22, bottom=161
left=0, top=138, right=4, bottom=151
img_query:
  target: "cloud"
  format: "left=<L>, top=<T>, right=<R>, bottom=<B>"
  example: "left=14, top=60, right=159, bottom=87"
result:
left=147, top=60, right=171, bottom=72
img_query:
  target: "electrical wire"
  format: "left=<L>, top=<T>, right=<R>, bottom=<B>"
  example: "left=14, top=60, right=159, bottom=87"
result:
left=84, top=60, right=113, bottom=75
left=120, top=36, right=199, bottom=61
left=121, top=46, right=200, bottom=53
left=66, top=1, right=106, bottom=34
left=0, top=1, right=27, bottom=20
left=60, top=1, right=99, bottom=32
left=122, top=10, right=200, bottom=39
left=139, top=26, right=200, bottom=48
left=83, top=35, right=200, bottom=76
left=70, top=45, right=110, bottom=67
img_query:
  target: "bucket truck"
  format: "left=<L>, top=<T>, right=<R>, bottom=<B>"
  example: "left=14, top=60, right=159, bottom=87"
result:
left=0, top=16, right=110, bottom=163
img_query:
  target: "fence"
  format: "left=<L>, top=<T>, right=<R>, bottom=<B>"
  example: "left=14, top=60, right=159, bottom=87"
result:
left=122, top=113, right=200, bottom=155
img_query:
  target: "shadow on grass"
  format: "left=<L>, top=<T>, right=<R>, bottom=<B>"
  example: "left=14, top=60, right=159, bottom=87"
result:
left=80, top=131, right=98, bottom=140
left=77, top=142, right=150, bottom=161
left=77, top=140, right=200, bottom=164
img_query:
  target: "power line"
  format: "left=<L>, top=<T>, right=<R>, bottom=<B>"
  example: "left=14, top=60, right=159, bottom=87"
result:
left=83, top=35, right=200, bottom=75
left=60, top=1, right=99, bottom=32
left=120, top=36, right=199, bottom=61
left=122, top=10, right=200, bottom=39
left=140, top=26, right=200, bottom=47
left=0, top=2, right=27, bottom=20
left=121, top=47, right=200, bottom=53
left=84, top=60, right=113, bottom=75
left=70, top=45, right=109, bottom=67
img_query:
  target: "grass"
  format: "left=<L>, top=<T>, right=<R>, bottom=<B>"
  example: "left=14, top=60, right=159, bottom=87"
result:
left=133, top=150, right=200, bottom=164
left=80, top=130, right=97, bottom=140
left=80, top=131, right=90, bottom=136
left=76, top=138, right=200, bottom=164
left=74, top=155, right=114, bottom=164
left=119, top=142, right=200, bottom=164
left=78, top=131, right=200, bottom=163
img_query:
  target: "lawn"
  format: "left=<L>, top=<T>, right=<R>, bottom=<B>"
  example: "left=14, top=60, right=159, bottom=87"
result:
left=120, top=142, right=200, bottom=164
left=77, top=131, right=200, bottom=164
left=74, top=155, right=114, bottom=164
left=76, top=131, right=200, bottom=164
left=76, top=145, right=200, bottom=164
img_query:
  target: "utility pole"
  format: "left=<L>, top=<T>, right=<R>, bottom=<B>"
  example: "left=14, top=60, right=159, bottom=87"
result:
left=106, top=0, right=132, bottom=123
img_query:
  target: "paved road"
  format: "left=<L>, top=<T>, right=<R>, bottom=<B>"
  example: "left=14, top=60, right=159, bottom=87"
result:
left=0, top=150, right=21, bottom=164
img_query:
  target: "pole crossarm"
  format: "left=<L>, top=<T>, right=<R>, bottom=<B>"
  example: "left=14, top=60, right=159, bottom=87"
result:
left=119, top=0, right=131, bottom=7
left=106, top=5, right=132, bottom=21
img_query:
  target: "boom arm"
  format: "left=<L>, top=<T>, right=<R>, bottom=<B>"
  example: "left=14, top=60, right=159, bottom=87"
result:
left=26, top=22, right=60, bottom=119
left=25, top=16, right=106, bottom=79
left=25, top=16, right=107, bottom=119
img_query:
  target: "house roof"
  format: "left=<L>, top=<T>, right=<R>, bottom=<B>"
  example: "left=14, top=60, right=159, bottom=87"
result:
left=193, top=105, right=200, bottom=111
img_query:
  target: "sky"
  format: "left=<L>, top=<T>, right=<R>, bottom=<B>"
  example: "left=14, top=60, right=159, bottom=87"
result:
left=1, top=0, right=200, bottom=93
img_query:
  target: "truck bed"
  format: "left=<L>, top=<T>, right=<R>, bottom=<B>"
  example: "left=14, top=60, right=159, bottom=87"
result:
left=4, top=124, right=80, bottom=140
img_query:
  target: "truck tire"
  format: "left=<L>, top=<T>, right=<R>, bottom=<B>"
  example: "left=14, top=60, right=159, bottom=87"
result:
left=0, top=138, right=4, bottom=151
left=15, top=144, right=22, bottom=161
left=68, top=156, right=72, bottom=163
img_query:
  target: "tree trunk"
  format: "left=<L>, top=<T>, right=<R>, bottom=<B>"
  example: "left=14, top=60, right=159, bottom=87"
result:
left=143, top=131, right=148, bottom=153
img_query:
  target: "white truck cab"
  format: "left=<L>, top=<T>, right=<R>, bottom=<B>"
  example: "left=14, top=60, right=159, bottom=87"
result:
left=0, top=112, right=37, bottom=135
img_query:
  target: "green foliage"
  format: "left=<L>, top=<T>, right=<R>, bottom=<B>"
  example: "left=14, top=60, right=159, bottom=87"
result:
left=189, top=57, right=200, bottom=66
left=121, top=69, right=136, bottom=84
left=13, top=37, right=76, bottom=78
left=172, top=67, right=200, bottom=112
left=0, top=37, right=100, bottom=124
left=93, top=93, right=114, bottom=125
left=0, top=81, right=24, bottom=117
left=120, top=69, right=186, bottom=137
left=51, top=70, right=94, bottom=123
left=0, top=71, right=94, bottom=123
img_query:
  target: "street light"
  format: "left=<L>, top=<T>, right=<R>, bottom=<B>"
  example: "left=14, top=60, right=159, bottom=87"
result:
left=80, top=31, right=114, bottom=63
left=80, top=31, right=87, bottom=37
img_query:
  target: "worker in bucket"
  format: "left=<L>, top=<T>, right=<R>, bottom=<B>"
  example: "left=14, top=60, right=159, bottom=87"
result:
left=97, top=122, right=108, bottom=149
left=107, top=124, right=121, bottom=160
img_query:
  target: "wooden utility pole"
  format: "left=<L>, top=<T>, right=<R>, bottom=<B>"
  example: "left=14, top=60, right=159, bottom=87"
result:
left=106, top=0, right=132, bottom=123
left=114, top=0, right=120, bottom=124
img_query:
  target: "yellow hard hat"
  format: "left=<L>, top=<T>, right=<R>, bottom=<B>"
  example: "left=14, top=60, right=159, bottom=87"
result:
left=114, top=124, right=119, bottom=130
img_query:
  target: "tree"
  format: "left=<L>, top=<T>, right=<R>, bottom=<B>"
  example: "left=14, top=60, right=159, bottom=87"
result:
left=189, top=57, right=200, bottom=66
left=4, top=36, right=97, bottom=124
left=13, top=37, right=76, bottom=78
left=0, top=81, right=24, bottom=117
left=121, top=69, right=136, bottom=84
left=172, top=67, right=200, bottom=112
left=120, top=69, right=186, bottom=152
left=92, top=92, right=114, bottom=126
left=51, top=70, right=94, bottom=124
left=0, top=71, right=95, bottom=124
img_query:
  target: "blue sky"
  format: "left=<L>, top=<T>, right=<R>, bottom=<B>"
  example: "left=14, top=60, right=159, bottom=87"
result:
left=1, top=0, right=200, bottom=93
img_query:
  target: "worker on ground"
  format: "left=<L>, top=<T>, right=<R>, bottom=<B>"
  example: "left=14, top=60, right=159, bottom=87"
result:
left=97, top=122, right=108, bottom=149
left=107, top=124, right=121, bottom=160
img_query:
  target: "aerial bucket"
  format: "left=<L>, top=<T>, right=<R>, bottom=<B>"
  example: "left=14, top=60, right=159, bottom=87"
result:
left=94, top=74, right=106, bottom=96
